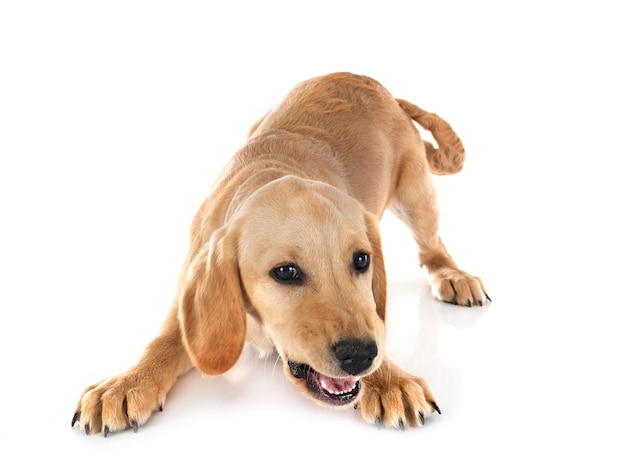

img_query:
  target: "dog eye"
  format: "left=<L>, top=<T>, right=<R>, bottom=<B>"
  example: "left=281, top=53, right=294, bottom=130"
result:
left=271, top=265, right=302, bottom=284
left=353, top=253, right=370, bottom=273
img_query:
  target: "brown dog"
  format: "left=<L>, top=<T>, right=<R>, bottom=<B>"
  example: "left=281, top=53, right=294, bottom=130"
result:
left=72, top=72, right=488, bottom=435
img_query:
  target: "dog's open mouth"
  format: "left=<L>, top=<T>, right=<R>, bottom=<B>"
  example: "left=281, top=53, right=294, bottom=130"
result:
left=287, top=359, right=361, bottom=406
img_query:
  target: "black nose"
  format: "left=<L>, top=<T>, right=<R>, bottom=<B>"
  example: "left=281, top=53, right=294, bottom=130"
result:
left=334, top=339, right=378, bottom=375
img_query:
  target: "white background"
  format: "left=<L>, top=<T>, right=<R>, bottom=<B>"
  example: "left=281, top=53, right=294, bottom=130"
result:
left=1, top=1, right=625, bottom=469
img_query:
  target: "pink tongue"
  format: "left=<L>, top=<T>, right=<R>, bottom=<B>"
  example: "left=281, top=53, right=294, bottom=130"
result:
left=318, top=374, right=358, bottom=395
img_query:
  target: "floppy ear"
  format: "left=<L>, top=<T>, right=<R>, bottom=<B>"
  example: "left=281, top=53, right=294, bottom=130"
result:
left=178, top=226, right=246, bottom=376
left=364, top=211, right=387, bottom=321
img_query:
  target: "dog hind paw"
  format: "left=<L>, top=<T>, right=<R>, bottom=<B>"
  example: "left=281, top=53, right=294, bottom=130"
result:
left=430, top=267, right=490, bottom=306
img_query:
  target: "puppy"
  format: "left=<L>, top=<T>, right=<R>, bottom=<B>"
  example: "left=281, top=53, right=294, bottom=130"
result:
left=72, top=72, right=488, bottom=435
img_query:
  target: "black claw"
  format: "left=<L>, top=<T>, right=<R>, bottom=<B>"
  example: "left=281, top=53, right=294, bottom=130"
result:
left=485, top=293, right=492, bottom=302
left=398, top=419, right=405, bottom=431
left=130, top=419, right=138, bottom=433
left=84, top=423, right=90, bottom=435
left=374, top=416, right=382, bottom=428
left=431, top=402, right=442, bottom=415
left=103, top=426, right=110, bottom=438
left=71, top=412, right=80, bottom=428
left=159, top=403, right=163, bottom=412
left=466, top=300, right=472, bottom=307
left=419, top=412, right=425, bottom=426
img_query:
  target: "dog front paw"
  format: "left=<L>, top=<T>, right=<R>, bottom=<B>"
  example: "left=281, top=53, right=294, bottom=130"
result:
left=430, top=267, right=490, bottom=306
left=72, top=370, right=165, bottom=436
left=358, top=360, right=440, bottom=429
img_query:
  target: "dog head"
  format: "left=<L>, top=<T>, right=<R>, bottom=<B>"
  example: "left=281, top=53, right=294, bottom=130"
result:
left=179, top=175, right=387, bottom=408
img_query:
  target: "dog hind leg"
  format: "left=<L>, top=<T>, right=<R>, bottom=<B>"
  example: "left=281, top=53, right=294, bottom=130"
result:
left=390, top=112, right=488, bottom=306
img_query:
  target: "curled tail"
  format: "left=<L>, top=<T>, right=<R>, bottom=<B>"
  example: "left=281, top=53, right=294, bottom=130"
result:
left=396, top=98, right=465, bottom=175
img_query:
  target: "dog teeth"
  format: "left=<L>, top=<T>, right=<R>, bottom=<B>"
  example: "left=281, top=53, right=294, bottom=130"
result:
left=320, top=377, right=359, bottom=395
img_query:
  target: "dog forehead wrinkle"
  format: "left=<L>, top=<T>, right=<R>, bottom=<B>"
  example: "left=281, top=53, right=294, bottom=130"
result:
left=239, top=202, right=368, bottom=263
left=250, top=175, right=363, bottom=222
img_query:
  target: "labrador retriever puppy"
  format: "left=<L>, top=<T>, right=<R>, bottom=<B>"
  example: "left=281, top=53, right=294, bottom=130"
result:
left=72, top=72, right=488, bottom=435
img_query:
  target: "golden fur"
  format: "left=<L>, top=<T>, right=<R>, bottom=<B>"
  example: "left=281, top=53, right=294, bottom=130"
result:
left=72, top=72, right=488, bottom=435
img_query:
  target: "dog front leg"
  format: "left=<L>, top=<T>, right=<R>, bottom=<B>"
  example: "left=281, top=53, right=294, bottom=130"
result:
left=358, top=358, right=440, bottom=429
left=72, top=308, right=192, bottom=436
